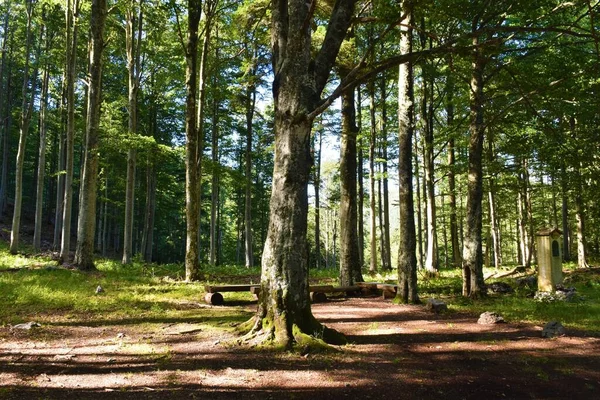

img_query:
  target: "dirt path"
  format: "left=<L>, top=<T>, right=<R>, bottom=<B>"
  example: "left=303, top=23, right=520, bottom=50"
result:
left=1, top=297, right=599, bottom=399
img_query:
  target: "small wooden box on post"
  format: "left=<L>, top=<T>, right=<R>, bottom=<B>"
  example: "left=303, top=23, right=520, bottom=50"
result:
left=536, top=227, right=563, bottom=292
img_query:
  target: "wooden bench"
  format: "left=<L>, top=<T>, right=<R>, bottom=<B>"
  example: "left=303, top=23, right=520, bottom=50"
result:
left=356, top=282, right=398, bottom=299
left=204, top=284, right=260, bottom=305
left=205, top=284, right=364, bottom=305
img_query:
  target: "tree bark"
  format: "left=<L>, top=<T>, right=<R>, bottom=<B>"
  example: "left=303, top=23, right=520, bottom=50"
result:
left=184, top=0, right=202, bottom=281
left=446, top=63, right=461, bottom=269
left=244, top=0, right=354, bottom=348
left=60, top=0, right=80, bottom=263
left=368, top=80, right=378, bottom=273
left=123, top=0, right=143, bottom=265
left=314, top=127, right=322, bottom=269
left=380, top=79, right=392, bottom=272
left=462, top=33, right=487, bottom=298
left=339, top=86, right=363, bottom=287
left=0, top=3, right=11, bottom=219
left=397, top=0, right=418, bottom=304
left=34, top=30, right=51, bottom=251
left=10, top=0, right=37, bottom=254
left=561, top=170, right=570, bottom=262
left=74, top=0, right=107, bottom=270
left=487, top=132, right=501, bottom=269
left=209, top=30, right=221, bottom=266
left=422, top=60, right=438, bottom=274
left=244, top=79, right=256, bottom=268
left=356, top=87, right=365, bottom=270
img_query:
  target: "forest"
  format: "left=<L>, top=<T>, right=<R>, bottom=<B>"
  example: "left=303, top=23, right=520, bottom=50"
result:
left=1, top=1, right=600, bottom=397
left=1, top=0, right=600, bottom=343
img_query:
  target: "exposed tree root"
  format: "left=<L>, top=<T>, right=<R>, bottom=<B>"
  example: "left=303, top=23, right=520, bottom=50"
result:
left=236, top=314, right=346, bottom=353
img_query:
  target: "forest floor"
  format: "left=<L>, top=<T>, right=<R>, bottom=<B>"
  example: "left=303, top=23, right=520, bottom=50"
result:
left=1, top=294, right=599, bottom=399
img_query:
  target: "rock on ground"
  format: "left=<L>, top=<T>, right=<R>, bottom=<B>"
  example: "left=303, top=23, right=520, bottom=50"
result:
left=478, top=311, right=505, bottom=325
left=425, top=298, right=448, bottom=313
left=542, top=321, right=566, bottom=338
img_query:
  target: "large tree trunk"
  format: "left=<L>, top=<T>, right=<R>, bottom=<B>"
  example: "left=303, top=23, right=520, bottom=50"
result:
left=462, top=34, right=487, bottom=298
left=60, top=0, right=80, bottom=263
left=74, top=0, right=106, bottom=270
left=123, top=0, right=143, bottom=265
left=34, top=32, right=51, bottom=251
left=243, top=0, right=353, bottom=348
left=368, top=81, right=378, bottom=273
left=184, top=0, right=202, bottom=281
left=339, top=86, right=363, bottom=286
left=397, top=0, right=418, bottom=303
left=10, top=0, right=37, bottom=254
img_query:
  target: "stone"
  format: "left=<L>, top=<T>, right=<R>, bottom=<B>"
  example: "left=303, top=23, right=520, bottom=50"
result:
left=426, top=298, right=447, bottom=313
left=477, top=311, right=505, bottom=325
left=542, top=321, right=566, bottom=338
left=555, top=285, right=577, bottom=302
left=12, top=322, right=41, bottom=330
left=487, top=282, right=514, bottom=294
left=516, top=275, right=537, bottom=288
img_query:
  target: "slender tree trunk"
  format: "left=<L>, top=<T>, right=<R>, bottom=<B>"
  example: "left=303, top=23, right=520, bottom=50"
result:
left=368, top=80, right=378, bottom=273
left=571, top=117, right=588, bottom=268
left=0, top=27, right=13, bottom=219
left=314, top=127, right=322, bottom=269
left=74, top=0, right=106, bottom=270
left=339, top=86, right=363, bottom=286
left=60, top=0, right=80, bottom=263
left=379, top=74, right=391, bottom=271
left=34, top=33, right=51, bottom=251
left=397, top=0, right=418, bottom=303
left=0, top=2, right=9, bottom=205
left=244, top=81, right=256, bottom=268
left=462, top=33, right=487, bottom=298
left=487, top=132, right=501, bottom=269
left=561, top=171, right=570, bottom=261
left=446, top=65, right=461, bottom=269
left=10, top=0, right=36, bottom=254
left=123, top=0, right=143, bottom=265
left=184, top=0, right=202, bottom=280
left=356, top=87, right=365, bottom=270
left=54, top=79, right=66, bottom=250
left=422, top=64, right=438, bottom=274
left=196, top=0, right=217, bottom=260
left=414, top=137, right=424, bottom=269
left=209, top=50, right=220, bottom=266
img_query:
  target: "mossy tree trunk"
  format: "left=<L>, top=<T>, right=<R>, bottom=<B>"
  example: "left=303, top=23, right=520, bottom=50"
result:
left=244, top=0, right=354, bottom=348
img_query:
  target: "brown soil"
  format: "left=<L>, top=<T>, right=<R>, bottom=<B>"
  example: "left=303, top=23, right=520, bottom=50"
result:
left=1, top=297, right=599, bottom=399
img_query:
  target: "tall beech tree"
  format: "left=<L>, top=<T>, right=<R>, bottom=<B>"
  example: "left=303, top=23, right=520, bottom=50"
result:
left=242, top=0, right=355, bottom=347
left=60, top=0, right=80, bottom=263
left=339, top=85, right=363, bottom=286
left=74, top=0, right=107, bottom=270
left=183, top=0, right=202, bottom=281
left=397, top=0, right=418, bottom=303
left=122, top=0, right=143, bottom=265
left=10, top=0, right=37, bottom=254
